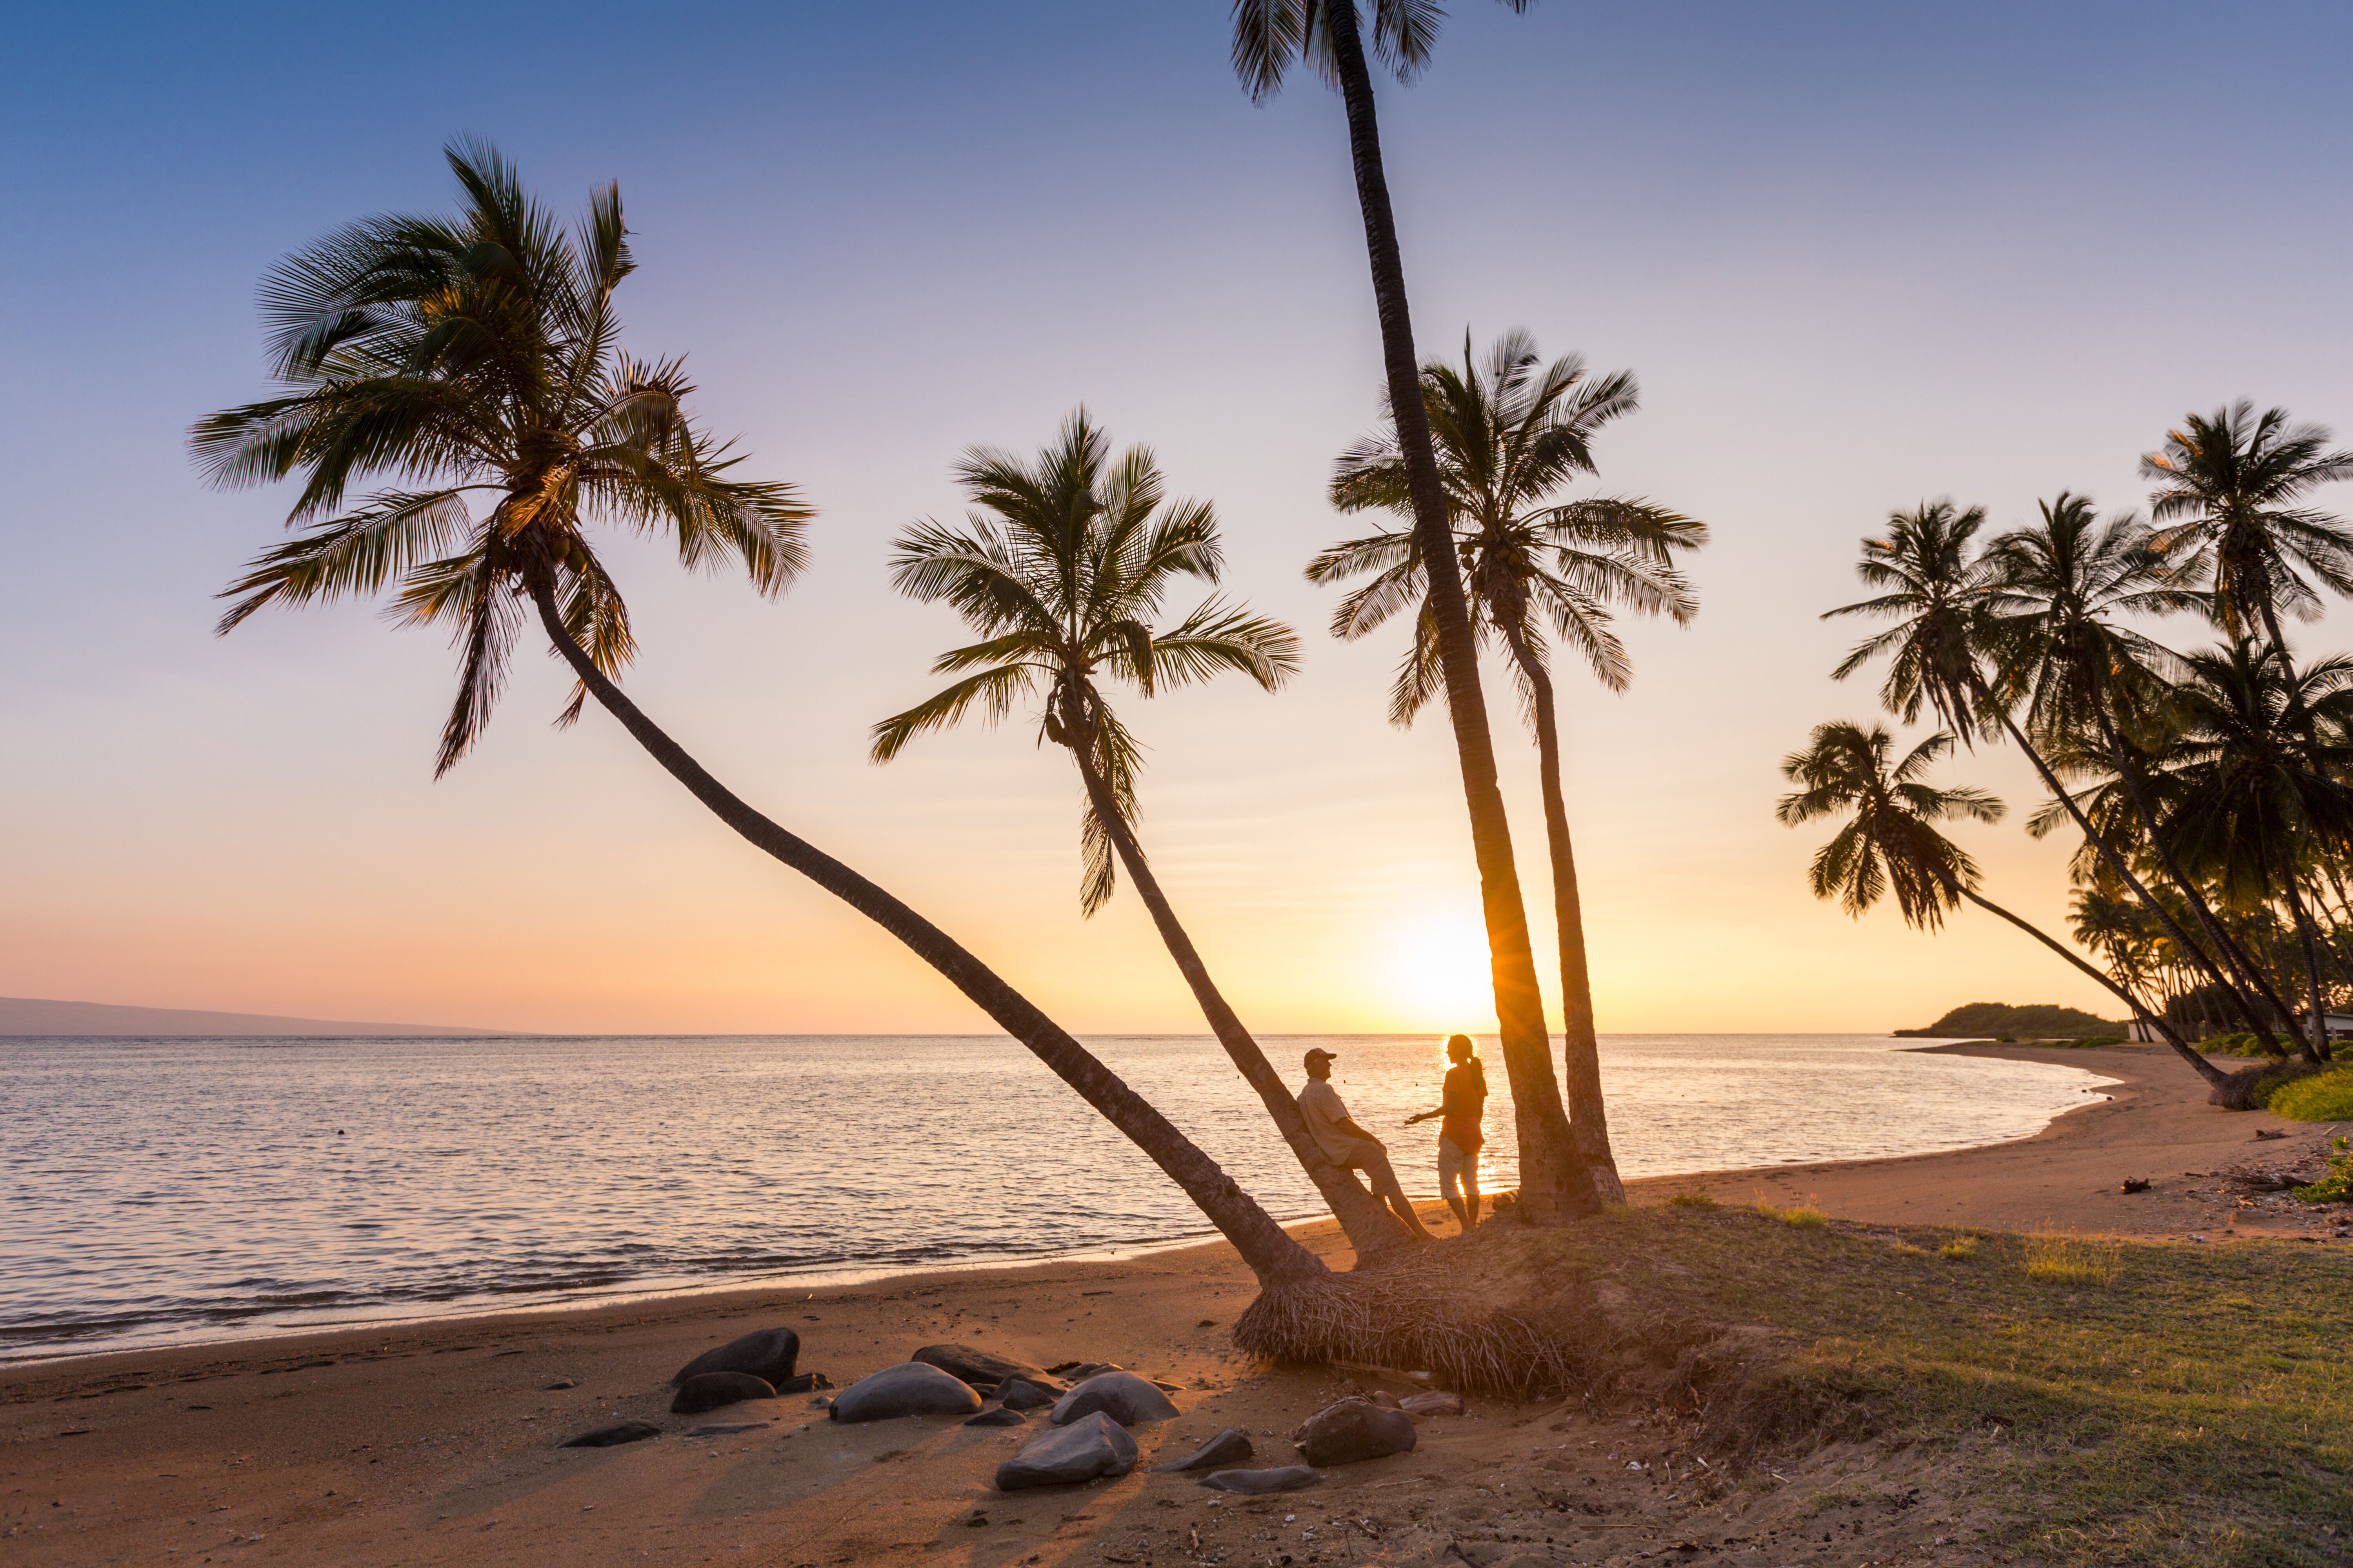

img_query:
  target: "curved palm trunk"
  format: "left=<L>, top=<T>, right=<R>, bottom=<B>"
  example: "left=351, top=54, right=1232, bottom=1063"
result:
left=1059, top=699, right=1422, bottom=1260
left=1956, top=888, right=2229, bottom=1089
left=2280, top=878, right=2333, bottom=1064
left=524, top=576, right=1326, bottom=1288
left=1986, top=695, right=2291, bottom=1056
left=1492, top=614, right=1623, bottom=1203
left=1325, top=0, right=1591, bottom=1224
left=2085, top=699, right=2291, bottom=1056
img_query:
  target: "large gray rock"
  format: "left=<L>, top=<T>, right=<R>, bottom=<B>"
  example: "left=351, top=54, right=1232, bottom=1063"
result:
left=996, top=1376, right=1062, bottom=1411
left=559, top=1420, right=660, bottom=1448
left=670, top=1327, right=799, bottom=1388
left=993, top=1412, right=1138, bottom=1491
left=829, top=1362, right=983, bottom=1423
left=913, top=1344, right=1046, bottom=1390
left=1201, top=1465, right=1320, bottom=1494
left=1298, top=1399, right=1417, bottom=1465
left=1050, top=1371, right=1179, bottom=1428
left=671, top=1371, right=776, bottom=1414
left=1153, top=1427, right=1253, bottom=1473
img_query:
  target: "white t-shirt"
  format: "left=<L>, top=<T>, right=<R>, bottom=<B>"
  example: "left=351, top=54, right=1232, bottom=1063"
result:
left=1297, top=1077, right=1366, bottom=1163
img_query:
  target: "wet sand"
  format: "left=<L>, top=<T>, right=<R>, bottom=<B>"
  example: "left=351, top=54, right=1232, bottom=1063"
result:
left=5, top=1041, right=2333, bottom=1567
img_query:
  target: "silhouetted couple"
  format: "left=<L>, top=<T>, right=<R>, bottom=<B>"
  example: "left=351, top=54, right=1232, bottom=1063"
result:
left=1295, top=1035, right=1486, bottom=1241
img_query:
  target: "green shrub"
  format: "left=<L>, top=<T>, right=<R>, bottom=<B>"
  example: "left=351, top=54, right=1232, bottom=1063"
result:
left=2295, top=1137, right=2353, bottom=1205
left=2201, top=1031, right=2267, bottom=1057
left=1666, top=1190, right=1718, bottom=1209
left=2271, top=1070, right=2353, bottom=1124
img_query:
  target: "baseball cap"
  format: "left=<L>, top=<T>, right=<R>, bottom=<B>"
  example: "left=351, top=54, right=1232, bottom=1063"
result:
left=1303, top=1047, right=1338, bottom=1067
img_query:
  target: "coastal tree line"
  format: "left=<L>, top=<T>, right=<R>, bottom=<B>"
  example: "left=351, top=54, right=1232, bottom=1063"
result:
left=1780, top=411, right=2353, bottom=1103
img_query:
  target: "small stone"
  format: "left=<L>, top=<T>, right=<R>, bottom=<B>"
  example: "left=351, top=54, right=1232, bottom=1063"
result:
left=558, top=1421, right=660, bottom=1449
left=684, top=1421, right=772, bottom=1437
left=994, top=1412, right=1138, bottom=1490
left=669, top=1328, right=800, bottom=1389
left=1200, top=1465, right=1320, bottom=1494
left=542, top=1379, right=576, bottom=1391
left=671, top=1372, right=776, bottom=1415
left=965, top=1406, right=1026, bottom=1427
left=996, top=1376, right=1062, bottom=1411
left=829, top=1363, right=984, bottom=1424
left=1297, top=1399, right=1416, bottom=1464
left=1398, top=1391, right=1463, bottom=1419
left=1050, top=1372, right=1179, bottom=1428
left=913, top=1345, right=1047, bottom=1389
left=1152, top=1428, right=1253, bottom=1472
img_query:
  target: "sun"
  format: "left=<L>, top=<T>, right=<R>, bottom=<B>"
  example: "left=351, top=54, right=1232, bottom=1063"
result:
left=1389, top=910, right=1496, bottom=1029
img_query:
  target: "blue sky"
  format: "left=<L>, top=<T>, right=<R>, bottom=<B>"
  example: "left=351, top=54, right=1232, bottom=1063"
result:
left=4, top=2, right=2350, bottom=1032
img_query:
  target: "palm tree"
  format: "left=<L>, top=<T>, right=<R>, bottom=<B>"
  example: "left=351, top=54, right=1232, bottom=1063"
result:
left=2145, top=641, right=2353, bottom=1059
left=1309, top=330, right=1705, bottom=1201
left=1980, top=494, right=2293, bottom=1048
left=2142, top=402, right=2353, bottom=679
left=1825, top=501, right=2291, bottom=1053
left=195, top=141, right=1327, bottom=1289
left=1232, top=1, right=1599, bottom=1222
left=1775, top=723, right=2225, bottom=1087
left=871, top=411, right=1425, bottom=1257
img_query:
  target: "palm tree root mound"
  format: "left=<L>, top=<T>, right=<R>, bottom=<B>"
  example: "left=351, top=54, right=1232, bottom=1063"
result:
left=1233, top=1215, right=1806, bottom=1459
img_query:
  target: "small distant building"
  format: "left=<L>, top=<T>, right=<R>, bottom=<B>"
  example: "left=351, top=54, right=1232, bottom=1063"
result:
left=2140, top=1014, right=2353, bottom=1043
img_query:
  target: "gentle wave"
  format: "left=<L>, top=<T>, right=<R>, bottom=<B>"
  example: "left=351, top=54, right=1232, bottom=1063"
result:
left=0, top=1033, right=2108, bottom=1360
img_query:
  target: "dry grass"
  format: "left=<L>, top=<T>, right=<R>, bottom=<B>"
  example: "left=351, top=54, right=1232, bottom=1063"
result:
left=2022, top=1229, right=2122, bottom=1286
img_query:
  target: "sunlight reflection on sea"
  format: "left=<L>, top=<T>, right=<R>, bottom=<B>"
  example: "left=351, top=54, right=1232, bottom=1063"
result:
left=0, top=1032, right=2109, bottom=1359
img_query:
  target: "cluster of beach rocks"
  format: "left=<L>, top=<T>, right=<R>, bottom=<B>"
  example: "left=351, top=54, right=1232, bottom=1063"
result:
left=553, top=1323, right=1460, bottom=1492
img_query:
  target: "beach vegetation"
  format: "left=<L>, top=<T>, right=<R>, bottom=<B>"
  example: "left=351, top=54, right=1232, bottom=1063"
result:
left=1309, top=328, right=1706, bottom=1201
left=194, top=140, right=1329, bottom=1290
left=1232, top=0, right=1605, bottom=1225
left=2020, top=1230, right=2120, bottom=1286
left=1938, top=1236, right=1979, bottom=1259
left=2269, top=1070, right=2353, bottom=1123
left=1665, top=1190, right=1718, bottom=1208
left=2292, top=1138, right=2353, bottom=1203
left=869, top=413, right=1416, bottom=1260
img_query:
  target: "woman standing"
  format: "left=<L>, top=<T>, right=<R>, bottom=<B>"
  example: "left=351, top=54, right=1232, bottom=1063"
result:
left=1406, top=1035, right=1488, bottom=1231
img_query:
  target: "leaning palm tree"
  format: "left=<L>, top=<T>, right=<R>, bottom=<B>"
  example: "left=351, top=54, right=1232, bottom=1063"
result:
left=1231, top=1, right=1598, bottom=1222
left=871, top=411, right=1424, bottom=1258
left=1826, top=501, right=2289, bottom=1053
left=194, top=140, right=1327, bottom=1290
left=1979, top=494, right=2291, bottom=1042
left=2142, top=402, right=2353, bottom=681
left=1310, top=330, right=1705, bottom=1201
left=2143, top=641, right=2353, bottom=1060
left=1776, top=723, right=2224, bottom=1087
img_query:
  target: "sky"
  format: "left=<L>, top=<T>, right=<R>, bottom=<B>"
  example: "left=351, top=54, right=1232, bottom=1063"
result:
left=4, top=2, right=2351, bottom=1036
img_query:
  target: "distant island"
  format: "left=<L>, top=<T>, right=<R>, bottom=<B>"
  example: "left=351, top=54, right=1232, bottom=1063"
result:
left=1893, top=1001, right=2124, bottom=1041
left=0, top=996, right=497, bottom=1037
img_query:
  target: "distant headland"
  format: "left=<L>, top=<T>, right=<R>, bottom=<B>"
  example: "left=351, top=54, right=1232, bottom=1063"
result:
left=1893, top=1000, right=2124, bottom=1041
left=0, top=996, right=496, bottom=1037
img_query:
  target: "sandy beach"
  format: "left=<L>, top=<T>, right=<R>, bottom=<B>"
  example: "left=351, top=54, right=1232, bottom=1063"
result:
left=6, top=1043, right=2337, bottom=1567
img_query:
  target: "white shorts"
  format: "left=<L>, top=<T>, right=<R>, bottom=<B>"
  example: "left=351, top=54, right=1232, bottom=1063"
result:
left=1437, top=1136, right=1477, bottom=1181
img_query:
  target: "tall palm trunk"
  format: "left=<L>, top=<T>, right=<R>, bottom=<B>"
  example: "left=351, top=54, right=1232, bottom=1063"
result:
left=1324, top=0, right=1592, bottom=1223
left=2084, top=696, right=2292, bottom=1055
left=1491, top=609, right=1622, bottom=1202
left=524, top=574, right=1327, bottom=1288
left=1985, top=693, right=2291, bottom=1056
left=2280, top=878, right=2333, bottom=1064
left=1955, top=888, right=2229, bottom=1089
left=1057, top=692, right=1420, bottom=1261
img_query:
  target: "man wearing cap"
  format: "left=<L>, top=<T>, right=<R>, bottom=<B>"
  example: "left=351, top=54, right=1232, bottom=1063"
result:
left=1297, top=1048, right=1437, bottom=1241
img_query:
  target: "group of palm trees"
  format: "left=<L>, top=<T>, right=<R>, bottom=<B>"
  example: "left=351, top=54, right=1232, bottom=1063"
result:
left=195, top=2, right=1698, bottom=1298
left=1780, top=405, right=2353, bottom=1097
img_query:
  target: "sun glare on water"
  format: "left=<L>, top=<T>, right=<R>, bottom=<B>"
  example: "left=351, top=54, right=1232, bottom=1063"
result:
left=1390, top=911, right=1497, bottom=1028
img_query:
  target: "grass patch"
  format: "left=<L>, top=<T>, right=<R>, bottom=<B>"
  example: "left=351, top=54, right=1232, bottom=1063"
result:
left=1665, top=1190, right=1718, bottom=1209
left=1513, top=1207, right=2353, bottom=1565
left=2269, top=1068, right=2353, bottom=1123
left=1752, top=1194, right=1827, bottom=1228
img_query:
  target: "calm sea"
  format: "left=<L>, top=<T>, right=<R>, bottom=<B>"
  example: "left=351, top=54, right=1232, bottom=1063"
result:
left=0, top=1033, right=2109, bottom=1362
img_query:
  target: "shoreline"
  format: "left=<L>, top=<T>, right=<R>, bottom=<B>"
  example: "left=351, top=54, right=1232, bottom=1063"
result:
left=8, top=1041, right=2340, bottom=1568
left=5, top=1038, right=2113, bottom=1371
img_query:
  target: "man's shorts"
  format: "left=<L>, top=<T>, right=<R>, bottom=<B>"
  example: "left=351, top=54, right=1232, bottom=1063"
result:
left=1338, top=1139, right=1407, bottom=1200
left=1437, top=1135, right=1477, bottom=1182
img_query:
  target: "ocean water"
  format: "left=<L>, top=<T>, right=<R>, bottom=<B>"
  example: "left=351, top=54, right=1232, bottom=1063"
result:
left=0, top=1033, right=2109, bottom=1362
